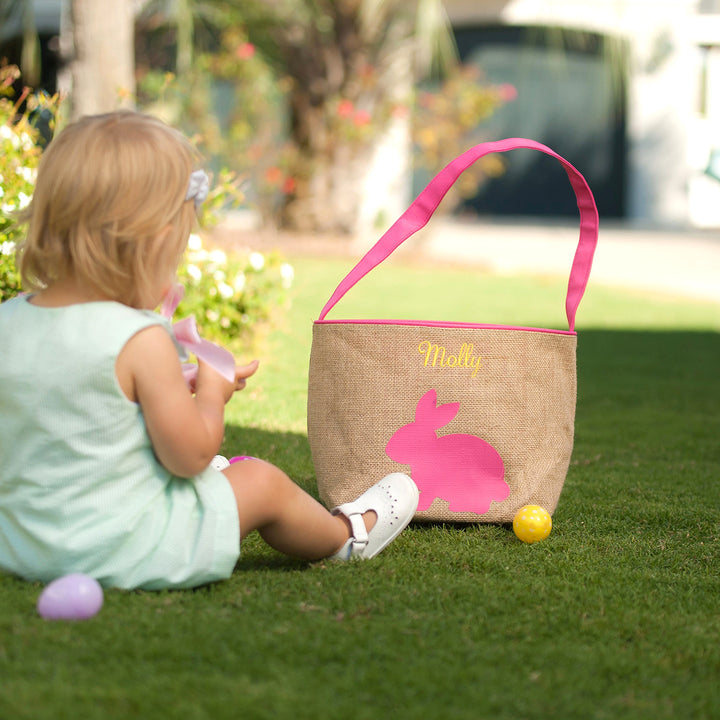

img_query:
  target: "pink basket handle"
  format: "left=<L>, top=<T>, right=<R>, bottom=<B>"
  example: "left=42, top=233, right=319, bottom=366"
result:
left=318, top=138, right=599, bottom=331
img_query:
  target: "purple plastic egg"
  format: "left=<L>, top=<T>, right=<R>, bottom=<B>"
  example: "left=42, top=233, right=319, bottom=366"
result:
left=37, top=573, right=104, bottom=620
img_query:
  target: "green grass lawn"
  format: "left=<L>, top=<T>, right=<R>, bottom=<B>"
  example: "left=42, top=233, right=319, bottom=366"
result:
left=1, top=254, right=718, bottom=720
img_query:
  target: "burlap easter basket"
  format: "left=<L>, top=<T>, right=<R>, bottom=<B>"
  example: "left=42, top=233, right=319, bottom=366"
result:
left=307, top=139, right=598, bottom=523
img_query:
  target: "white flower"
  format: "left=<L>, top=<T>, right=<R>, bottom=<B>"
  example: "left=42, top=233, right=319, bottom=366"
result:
left=0, top=185, right=4, bottom=199
left=0, top=125, right=18, bottom=148
left=218, top=281, right=234, bottom=299
left=209, top=249, right=227, bottom=265
left=186, top=234, right=208, bottom=262
left=233, top=273, right=246, bottom=294
left=248, top=251, right=265, bottom=271
left=213, top=269, right=226, bottom=283
left=205, top=309, right=219, bottom=322
left=16, top=166, right=36, bottom=184
left=20, top=132, right=34, bottom=152
left=185, top=264, right=202, bottom=283
left=220, top=317, right=231, bottom=329
left=189, top=248, right=209, bottom=262
left=1, top=241, right=16, bottom=255
left=17, top=192, right=31, bottom=209
left=280, top=262, right=294, bottom=288
left=1, top=203, right=14, bottom=213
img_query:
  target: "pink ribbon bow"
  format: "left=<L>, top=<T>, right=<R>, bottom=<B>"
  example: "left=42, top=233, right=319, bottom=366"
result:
left=160, top=284, right=236, bottom=385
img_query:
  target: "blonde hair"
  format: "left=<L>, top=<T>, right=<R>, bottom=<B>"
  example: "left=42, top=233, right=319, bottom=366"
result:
left=18, top=111, right=201, bottom=308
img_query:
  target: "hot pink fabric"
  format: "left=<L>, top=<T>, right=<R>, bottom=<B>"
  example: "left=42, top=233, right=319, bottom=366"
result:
left=161, top=284, right=236, bottom=384
left=229, top=456, right=254, bottom=463
left=317, top=138, right=598, bottom=331
left=385, top=389, right=509, bottom=514
left=316, top=318, right=576, bottom=336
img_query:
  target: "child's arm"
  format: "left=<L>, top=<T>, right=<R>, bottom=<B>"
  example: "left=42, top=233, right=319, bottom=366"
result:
left=117, top=325, right=258, bottom=477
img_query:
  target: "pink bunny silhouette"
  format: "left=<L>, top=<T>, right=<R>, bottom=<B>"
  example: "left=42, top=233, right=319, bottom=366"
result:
left=385, top=389, right=509, bottom=514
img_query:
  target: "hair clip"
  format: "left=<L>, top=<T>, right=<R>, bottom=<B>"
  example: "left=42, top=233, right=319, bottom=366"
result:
left=185, top=169, right=209, bottom=209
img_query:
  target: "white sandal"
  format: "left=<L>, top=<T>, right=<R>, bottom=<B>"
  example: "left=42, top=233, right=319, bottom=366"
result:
left=330, top=473, right=419, bottom=560
left=210, top=455, right=230, bottom=470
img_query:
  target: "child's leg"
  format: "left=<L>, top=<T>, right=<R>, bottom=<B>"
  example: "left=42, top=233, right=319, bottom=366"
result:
left=222, top=459, right=375, bottom=560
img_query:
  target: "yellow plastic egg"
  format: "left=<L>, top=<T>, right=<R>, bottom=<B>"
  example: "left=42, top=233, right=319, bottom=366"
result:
left=513, top=505, right=552, bottom=543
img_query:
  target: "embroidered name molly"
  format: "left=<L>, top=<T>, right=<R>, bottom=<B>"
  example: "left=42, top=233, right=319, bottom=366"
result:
left=418, top=340, right=483, bottom=377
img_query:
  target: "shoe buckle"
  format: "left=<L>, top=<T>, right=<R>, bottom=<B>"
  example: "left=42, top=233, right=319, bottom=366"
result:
left=348, top=513, right=369, bottom=552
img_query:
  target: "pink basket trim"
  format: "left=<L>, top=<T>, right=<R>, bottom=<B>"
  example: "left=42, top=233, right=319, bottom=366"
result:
left=314, top=318, right=577, bottom=336
left=318, top=139, right=598, bottom=332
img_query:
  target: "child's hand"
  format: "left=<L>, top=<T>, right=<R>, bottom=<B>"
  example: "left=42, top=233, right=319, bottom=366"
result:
left=122, top=327, right=257, bottom=477
left=233, top=359, right=260, bottom=393
left=195, top=358, right=259, bottom=404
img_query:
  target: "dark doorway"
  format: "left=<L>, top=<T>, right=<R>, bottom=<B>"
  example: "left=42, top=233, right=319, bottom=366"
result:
left=451, top=24, right=628, bottom=218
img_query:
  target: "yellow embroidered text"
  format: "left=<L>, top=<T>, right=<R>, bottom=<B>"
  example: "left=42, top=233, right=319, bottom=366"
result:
left=418, top=340, right=483, bottom=377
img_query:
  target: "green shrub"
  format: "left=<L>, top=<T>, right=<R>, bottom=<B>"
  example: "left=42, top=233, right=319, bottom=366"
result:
left=0, top=67, right=54, bottom=301
left=176, top=234, right=293, bottom=351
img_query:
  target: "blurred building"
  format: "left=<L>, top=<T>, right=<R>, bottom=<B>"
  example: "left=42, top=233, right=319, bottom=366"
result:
left=444, top=0, right=720, bottom=227
left=3, top=1, right=720, bottom=228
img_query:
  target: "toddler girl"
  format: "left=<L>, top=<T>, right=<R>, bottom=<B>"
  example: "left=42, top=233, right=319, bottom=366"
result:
left=0, top=111, right=418, bottom=590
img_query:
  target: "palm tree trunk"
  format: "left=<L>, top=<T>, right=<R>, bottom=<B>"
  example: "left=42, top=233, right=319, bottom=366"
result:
left=69, top=0, right=135, bottom=120
left=20, top=0, right=41, bottom=87
left=175, top=0, right=194, bottom=79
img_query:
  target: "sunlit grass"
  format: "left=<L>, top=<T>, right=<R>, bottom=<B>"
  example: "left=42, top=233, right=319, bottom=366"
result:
left=2, top=254, right=718, bottom=720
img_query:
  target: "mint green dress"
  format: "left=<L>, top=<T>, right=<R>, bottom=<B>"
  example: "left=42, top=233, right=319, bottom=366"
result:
left=0, top=295, right=240, bottom=590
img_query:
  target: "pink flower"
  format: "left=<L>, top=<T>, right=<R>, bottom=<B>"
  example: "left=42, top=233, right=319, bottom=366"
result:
left=264, top=166, right=283, bottom=185
left=497, top=83, right=518, bottom=102
left=352, top=110, right=371, bottom=127
left=236, top=43, right=256, bottom=60
left=337, top=99, right=355, bottom=118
